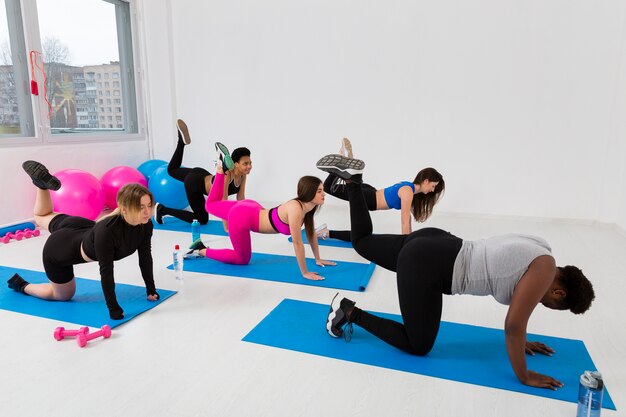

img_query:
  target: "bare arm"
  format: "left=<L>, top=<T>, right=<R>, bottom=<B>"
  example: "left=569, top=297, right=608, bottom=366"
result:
left=285, top=202, right=323, bottom=280
left=504, top=255, right=563, bottom=389
left=398, top=186, right=413, bottom=235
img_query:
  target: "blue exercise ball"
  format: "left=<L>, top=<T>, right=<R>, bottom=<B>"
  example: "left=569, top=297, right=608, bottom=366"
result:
left=148, top=165, right=188, bottom=209
left=137, top=159, right=167, bottom=182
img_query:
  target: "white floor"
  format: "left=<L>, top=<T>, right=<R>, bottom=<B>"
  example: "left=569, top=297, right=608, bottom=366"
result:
left=1, top=205, right=624, bottom=417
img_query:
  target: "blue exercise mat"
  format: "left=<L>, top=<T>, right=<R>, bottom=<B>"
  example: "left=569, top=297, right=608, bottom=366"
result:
left=0, top=266, right=176, bottom=329
left=243, top=299, right=616, bottom=410
left=152, top=217, right=228, bottom=236
left=288, top=229, right=353, bottom=248
left=171, top=253, right=375, bottom=291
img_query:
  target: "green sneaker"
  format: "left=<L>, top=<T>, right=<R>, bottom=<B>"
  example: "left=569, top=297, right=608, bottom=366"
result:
left=215, top=142, right=234, bottom=171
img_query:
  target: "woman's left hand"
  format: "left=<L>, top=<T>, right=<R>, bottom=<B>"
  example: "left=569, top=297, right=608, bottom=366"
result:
left=316, top=259, right=337, bottom=267
left=525, top=341, right=554, bottom=356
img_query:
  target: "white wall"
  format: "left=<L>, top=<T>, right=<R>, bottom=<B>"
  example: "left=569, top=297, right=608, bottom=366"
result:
left=159, top=0, right=626, bottom=224
left=3, top=0, right=626, bottom=230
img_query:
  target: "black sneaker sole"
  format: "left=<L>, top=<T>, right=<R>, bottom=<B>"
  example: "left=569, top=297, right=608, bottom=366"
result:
left=326, top=293, right=346, bottom=338
left=22, top=161, right=61, bottom=191
left=177, top=119, right=191, bottom=145
left=316, top=154, right=364, bottom=181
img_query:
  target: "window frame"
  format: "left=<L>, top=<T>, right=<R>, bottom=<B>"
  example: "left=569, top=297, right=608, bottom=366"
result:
left=1, top=0, right=146, bottom=147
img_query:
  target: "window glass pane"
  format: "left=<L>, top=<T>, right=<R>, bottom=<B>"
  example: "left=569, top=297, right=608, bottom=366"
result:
left=1, top=0, right=34, bottom=138
left=36, top=0, right=137, bottom=135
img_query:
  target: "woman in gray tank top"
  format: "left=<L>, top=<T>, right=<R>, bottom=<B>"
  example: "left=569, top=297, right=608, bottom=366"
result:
left=320, top=157, right=595, bottom=390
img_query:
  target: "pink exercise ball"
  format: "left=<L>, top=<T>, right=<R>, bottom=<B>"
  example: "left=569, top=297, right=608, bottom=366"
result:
left=50, top=169, right=105, bottom=220
left=100, top=166, right=148, bottom=209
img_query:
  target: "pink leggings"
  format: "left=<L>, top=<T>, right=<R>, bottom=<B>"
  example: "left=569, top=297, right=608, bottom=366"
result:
left=204, top=172, right=262, bottom=265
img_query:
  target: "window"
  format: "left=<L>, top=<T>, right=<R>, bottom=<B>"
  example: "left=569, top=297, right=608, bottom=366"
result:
left=1, top=0, right=141, bottom=144
left=0, top=0, right=35, bottom=140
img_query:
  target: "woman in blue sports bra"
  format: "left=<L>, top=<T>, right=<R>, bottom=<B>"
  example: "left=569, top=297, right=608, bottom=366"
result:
left=317, top=138, right=445, bottom=241
left=188, top=144, right=336, bottom=281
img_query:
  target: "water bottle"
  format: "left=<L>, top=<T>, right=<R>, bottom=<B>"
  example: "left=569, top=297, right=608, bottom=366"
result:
left=576, top=370, right=603, bottom=417
left=173, top=244, right=184, bottom=281
left=191, top=219, right=200, bottom=243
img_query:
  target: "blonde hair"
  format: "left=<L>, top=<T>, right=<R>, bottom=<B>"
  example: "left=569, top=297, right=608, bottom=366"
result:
left=99, top=183, right=154, bottom=221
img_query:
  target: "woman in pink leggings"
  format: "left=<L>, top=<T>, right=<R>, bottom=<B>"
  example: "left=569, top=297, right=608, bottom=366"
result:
left=192, top=157, right=336, bottom=281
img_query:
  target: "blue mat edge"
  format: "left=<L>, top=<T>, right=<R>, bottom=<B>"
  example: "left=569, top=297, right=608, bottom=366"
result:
left=241, top=298, right=616, bottom=410
left=0, top=266, right=177, bottom=329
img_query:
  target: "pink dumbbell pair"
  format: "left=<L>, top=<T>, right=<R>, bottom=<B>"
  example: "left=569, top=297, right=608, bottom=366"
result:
left=53, top=325, right=112, bottom=348
left=1, top=228, right=40, bottom=244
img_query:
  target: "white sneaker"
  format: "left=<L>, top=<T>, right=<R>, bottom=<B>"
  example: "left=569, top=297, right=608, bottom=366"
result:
left=339, top=137, right=353, bottom=159
left=315, top=223, right=329, bottom=240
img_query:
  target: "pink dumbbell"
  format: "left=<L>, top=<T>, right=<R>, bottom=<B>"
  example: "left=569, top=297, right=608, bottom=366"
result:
left=54, top=326, right=89, bottom=341
left=77, top=325, right=112, bottom=348
left=23, top=228, right=41, bottom=238
left=6, top=232, right=23, bottom=241
left=0, top=235, right=10, bottom=244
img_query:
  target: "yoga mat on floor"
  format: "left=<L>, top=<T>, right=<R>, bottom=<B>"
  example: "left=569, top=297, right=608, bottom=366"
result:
left=0, top=266, right=176, bottom=329
left=289, top=229, right=353, bottom=248
left=152, top=217, right=228, bottom=237
left=171, top=253, right=375, bottom=291
left=243, top=299, right=616, bottom=410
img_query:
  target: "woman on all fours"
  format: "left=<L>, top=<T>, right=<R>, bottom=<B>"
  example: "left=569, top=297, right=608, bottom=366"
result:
left=7, top=161, right=159, bottom=320
left=190, top=145, right=336, bottom=281
left=316, top=138, right=444, bottom=241
left=154, top=119, right=252, bottom=228
left=319, top=155, right=595, bottom=390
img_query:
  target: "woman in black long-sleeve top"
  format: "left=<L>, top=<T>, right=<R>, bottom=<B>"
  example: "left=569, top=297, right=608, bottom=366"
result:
left=7, top=161, right=159, bottom=320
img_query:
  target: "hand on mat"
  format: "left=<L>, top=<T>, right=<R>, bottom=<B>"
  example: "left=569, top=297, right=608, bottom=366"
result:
left=524, top=370, right=563, bottom=390
left=525, top=341, right=554, bottom=356
left=315, top=259, right=337, bottom=267
left=303, top=272, right=325, bottom=281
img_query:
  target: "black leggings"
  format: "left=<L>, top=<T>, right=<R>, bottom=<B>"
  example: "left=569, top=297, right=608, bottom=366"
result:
left=347, top=183, right=462, bottom=355
left=324, top=174, right=377, bottom=242
left=163, top=137, right=212, bottom=224
left=42, top=214, right=91, bottom=284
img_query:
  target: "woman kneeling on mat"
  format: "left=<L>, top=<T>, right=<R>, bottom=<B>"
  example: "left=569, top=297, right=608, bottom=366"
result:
left=7, top=161, right=159, bottom=320
left=188, top=144, right=336, bottom=281
left=318, top=154, right=595, bottom=390
left=316, top=138, right=444, bottom=241
left=154, top=119, right=252, bottom=230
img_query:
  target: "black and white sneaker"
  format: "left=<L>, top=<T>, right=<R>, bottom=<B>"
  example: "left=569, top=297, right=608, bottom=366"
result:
left=316, top=154, right=364, bottom=183
left=153, top=202, right=164, bottom=224
left=22, top=160, right=61, bottom=191
left=326, top=293, right=356, bottom=340
left=215, top=142, right=234, bottom=171
left=177, top=119, right=191, bottom=145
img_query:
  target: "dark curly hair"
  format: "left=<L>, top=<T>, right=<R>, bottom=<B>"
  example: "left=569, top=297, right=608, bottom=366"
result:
left=558, top=265, right=595, bottom=314
left=411, top=167, right=445, bottom=222
left=231, top=147, right=251, bottom=163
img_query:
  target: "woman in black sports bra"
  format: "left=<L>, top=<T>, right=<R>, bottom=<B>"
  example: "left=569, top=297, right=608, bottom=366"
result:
left=153, top=119, right=252, bottom=229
